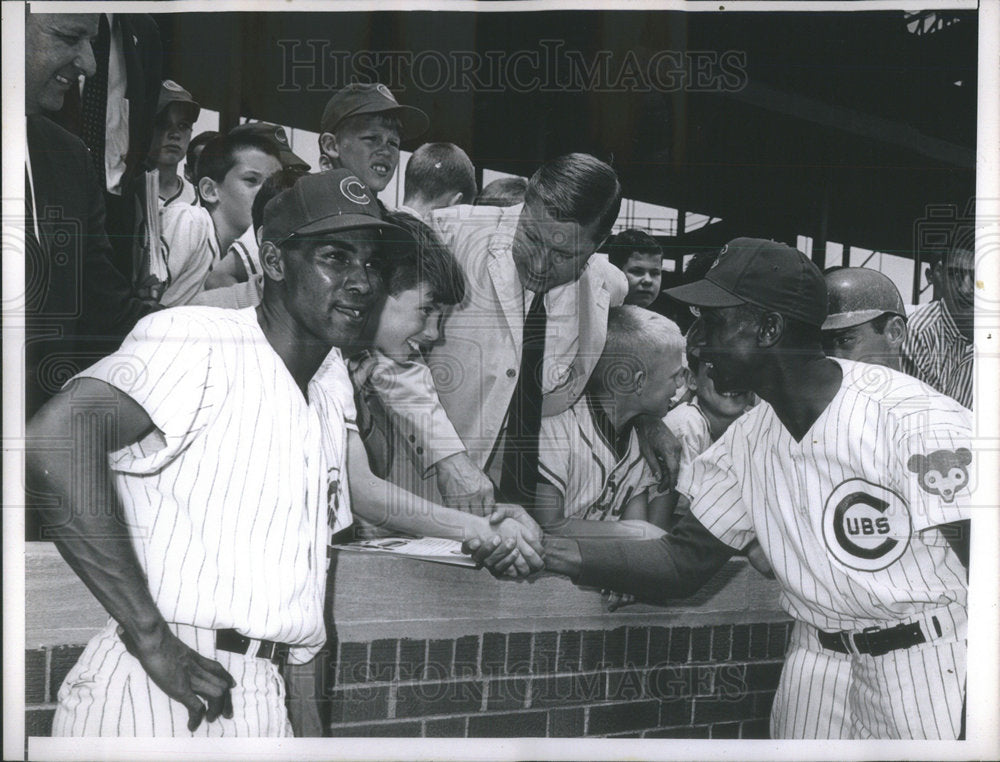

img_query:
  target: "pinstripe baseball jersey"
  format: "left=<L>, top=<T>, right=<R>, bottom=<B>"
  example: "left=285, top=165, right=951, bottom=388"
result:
left=900, top=299, right=973, bottom=409
left=74, top=306, right=349, bottom=664
left=689, top=357, right=970, bottom=631
left=158, top=203, right=219, bottom=307
left=538, top=392, right=657, bottom=520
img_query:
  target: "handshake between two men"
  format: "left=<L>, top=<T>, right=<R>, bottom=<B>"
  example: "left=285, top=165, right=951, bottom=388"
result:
left=460, top=502, right=667, bottom=586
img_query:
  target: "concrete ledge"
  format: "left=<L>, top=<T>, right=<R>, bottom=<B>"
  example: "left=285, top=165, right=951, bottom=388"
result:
left=27, top=542, right=786, bottom=646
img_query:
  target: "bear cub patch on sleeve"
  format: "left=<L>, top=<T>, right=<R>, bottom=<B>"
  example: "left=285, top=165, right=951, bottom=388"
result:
left=907, top=448, right=972, bottom=503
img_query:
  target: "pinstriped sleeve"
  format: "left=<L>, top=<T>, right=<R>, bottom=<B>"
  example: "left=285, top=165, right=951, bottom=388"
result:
left=687, top=436, right=756, bottom=550
left=895, top=396, right=974, bottom=531
left=71, top=309, right=217, bottom=474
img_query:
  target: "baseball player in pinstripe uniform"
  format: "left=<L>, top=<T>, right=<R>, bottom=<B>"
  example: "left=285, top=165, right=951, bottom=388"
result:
left=480, top=238, right=972, bottom=739
left=26, top=170, right=413, bottom=736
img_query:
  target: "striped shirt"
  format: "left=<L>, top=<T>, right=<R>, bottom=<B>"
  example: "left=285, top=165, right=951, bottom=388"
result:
left=900, top=299, right=973, bottom=409
left=539, top=392, right=657, bottom=520
left=75, top=307, right=347, bottom=663
left=690, top=358, right=970, bottom=631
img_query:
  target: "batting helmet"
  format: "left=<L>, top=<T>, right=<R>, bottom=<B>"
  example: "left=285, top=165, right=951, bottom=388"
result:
left=822, top=267, right=906, bottom=330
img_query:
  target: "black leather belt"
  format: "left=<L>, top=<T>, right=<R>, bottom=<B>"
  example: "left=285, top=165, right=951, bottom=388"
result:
left=818, top=621, right=926, bottom=657
left=215, top=628, right=289, bottom=664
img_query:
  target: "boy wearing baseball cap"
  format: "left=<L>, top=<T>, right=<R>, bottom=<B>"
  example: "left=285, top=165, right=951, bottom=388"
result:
left=148, top=80, right=201, bottom=207
left=821, top=267, right=908, bottom=370
left=476, top=237, right=973, bottom=740
left=230, top=121, right=311, bottom=173
left=318, top=82, right=429, bottom=195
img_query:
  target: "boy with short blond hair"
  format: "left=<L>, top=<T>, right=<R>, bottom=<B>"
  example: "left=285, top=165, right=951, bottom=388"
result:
left=534, top=306, right=685, bottom=527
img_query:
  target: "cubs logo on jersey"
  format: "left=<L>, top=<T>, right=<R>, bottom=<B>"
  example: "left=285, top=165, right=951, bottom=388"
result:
left=907, top=447, right=972, bottom=504
left=822, top=478, right=911, bottom=572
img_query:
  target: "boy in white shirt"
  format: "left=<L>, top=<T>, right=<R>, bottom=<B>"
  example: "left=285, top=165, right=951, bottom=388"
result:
left=158, top=132, right=281, bottom=306
left=148, top=80, right=200, bottom=207
left=205, top=122, right=311, bottom=288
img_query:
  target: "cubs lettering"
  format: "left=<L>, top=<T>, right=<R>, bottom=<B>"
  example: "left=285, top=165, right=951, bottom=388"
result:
left=823, top=478, right=911, bottom=571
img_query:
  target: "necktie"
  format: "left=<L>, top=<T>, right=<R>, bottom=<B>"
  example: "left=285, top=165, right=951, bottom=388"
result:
left=499, top=290, right=547, bottom=506
left=80, top=14, right=111, bottom=189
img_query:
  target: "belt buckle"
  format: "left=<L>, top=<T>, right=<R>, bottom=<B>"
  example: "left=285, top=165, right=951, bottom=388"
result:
left=855, top=625, right=882, bottom=656
left=256, top=640, right=276, bottom=661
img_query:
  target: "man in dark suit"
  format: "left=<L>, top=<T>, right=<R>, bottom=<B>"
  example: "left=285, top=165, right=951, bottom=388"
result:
left=49, top=13, right=163, bottom=280
left=24, top=12, right=158, bottom=431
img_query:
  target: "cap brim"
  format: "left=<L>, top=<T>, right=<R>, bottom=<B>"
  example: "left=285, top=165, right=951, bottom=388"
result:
left=289, top=216, right=416, bottom=247
left=157, top=100, right=201, bottom=123
left=822, top=309, right=894, bottom=331
left=353, top=104, right=430, bottom=141
left=663, top=279, right=748, bottom=308
left=279, top=148, right=310, bottom=171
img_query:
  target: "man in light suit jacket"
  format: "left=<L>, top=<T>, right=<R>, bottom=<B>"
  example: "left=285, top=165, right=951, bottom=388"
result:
left=425, top=154, right=632, bottom=497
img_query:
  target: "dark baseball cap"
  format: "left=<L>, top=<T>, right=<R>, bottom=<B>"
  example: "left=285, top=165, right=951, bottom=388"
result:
left=230, top=121, right=310, bottom=171
left=822, top=267, right=906, bottom=330
left=664, top=237, right=828, bottom=327
left=262, top=169, right=410, bottom=245
left=320, top=83, right=429, bottom=141
left=155, top=79, right=200, bottom=123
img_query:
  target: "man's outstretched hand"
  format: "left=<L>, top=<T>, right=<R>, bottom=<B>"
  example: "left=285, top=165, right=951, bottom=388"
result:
left=462, top=503, right=544, bottom=578
left=118, top=621, right=236, bottom=732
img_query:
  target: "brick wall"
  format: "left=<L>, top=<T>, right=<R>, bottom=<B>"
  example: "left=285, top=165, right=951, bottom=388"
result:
left=309, top=620, right=792, bottom=737
left=27, top=545, right=791, bottom=739
left=26, top=622, right=792, bottom=738
left=25, top=645, right=84, bottom=737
